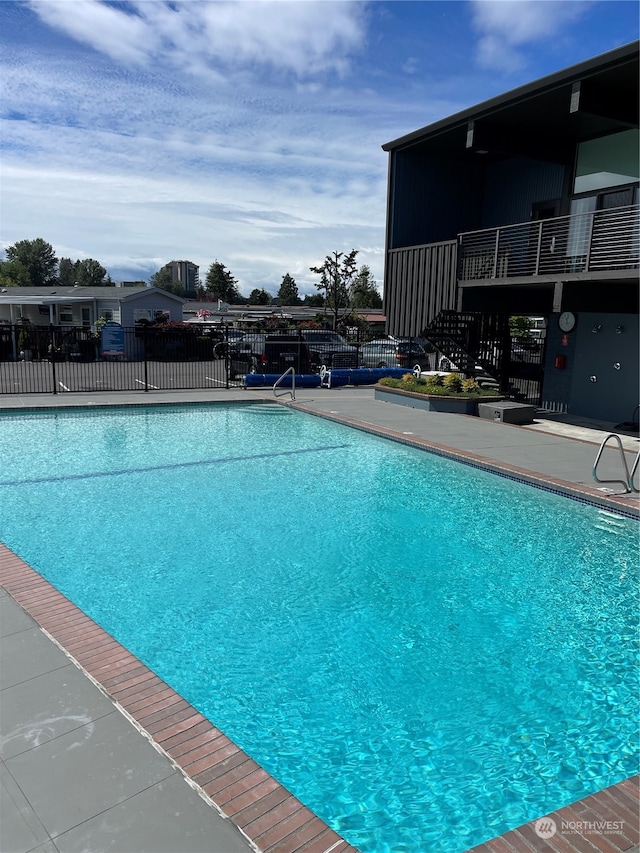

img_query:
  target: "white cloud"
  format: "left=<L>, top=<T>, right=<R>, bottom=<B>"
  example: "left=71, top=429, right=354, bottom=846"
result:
left=470, top=0, right=592, bottom=71
left=27, top=0, right=152, bottom=65
left=4, top=0, right=633, bottom=300
left=27, top=0, right=367, bottom=79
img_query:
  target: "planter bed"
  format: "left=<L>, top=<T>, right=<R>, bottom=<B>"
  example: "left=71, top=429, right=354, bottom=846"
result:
left=374, top=383, right=505, bottom=415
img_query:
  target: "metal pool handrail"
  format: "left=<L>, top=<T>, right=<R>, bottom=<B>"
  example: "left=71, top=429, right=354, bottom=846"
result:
left=592, top=433, right=640, bottom=494
left=273, top=366, right=296, bottom=400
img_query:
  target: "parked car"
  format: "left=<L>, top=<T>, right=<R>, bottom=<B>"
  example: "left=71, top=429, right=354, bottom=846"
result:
left=227, top=332, right=267, bottom=377
left=213, top=329, right=245, bottom=358
left=300, top=330, right=359, bottom=370
left=360, top=339, right=433, bottom=371
left=228, top=340, right=257, bottom=378
left=260, top=335, right=312, bottom=374
left=241, top=332, right=266, bottom=359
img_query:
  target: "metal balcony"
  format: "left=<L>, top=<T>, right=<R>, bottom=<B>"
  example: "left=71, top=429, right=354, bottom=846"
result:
left=458, top=204, right=639, bottom=282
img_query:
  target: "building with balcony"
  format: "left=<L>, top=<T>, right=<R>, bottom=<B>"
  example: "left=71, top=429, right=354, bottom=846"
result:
left=382, top=41, right=638, bottom=423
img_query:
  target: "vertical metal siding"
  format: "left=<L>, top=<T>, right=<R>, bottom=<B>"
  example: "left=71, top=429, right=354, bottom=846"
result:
left=482, top=159, right=566, bottom=227
left=390, top=154, right=483, bottom=247
left=386, top=241, right=458, bottom=336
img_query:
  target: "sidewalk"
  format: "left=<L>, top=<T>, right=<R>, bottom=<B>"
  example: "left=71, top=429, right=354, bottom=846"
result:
left=1, top=588, right=255, bottom=853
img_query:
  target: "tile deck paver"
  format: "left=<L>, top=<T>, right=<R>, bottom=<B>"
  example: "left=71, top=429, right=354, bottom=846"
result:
left=0, top=387, right=638, bottom=853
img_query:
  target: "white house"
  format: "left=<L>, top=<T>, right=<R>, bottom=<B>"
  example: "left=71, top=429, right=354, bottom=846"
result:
left=0, top=286, right=185, bottom=328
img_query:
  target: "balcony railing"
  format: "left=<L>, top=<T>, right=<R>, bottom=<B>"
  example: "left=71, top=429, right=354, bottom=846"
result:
left=458, top=204, right=639, bottom=282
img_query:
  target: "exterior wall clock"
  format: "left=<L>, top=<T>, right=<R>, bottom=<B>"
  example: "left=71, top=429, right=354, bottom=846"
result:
left=558, top=311, right=577, bottom=333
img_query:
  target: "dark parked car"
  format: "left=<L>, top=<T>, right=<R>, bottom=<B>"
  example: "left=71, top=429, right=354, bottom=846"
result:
left=360, top=339, right=434, bottom=371
left=260, top=335, right=312, bottom=374
left=300, top=330, right=358, bottom=370
left=213, top=329, right=245, bottom=358
left=228, top=332, right=267, bottom=378
left=228, top=340, right=257, bottom=379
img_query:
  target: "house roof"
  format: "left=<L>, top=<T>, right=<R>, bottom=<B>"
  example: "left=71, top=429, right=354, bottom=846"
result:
left=382, top=41, right=639, bottom=162
left=0, top=286, right=185, bottom=304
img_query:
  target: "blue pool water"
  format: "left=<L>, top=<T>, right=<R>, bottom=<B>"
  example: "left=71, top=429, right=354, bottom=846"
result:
left=0, top=404, right=637, bottom=852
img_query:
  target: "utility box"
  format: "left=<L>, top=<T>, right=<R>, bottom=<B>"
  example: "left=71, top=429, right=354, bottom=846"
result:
left=477, top=401, right=536, bottom=424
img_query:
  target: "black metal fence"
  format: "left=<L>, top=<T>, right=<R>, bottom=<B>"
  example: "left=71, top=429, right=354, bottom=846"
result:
left=0, top=324, right=231, bottom=394
left=0, top=322, right=538, bottom=396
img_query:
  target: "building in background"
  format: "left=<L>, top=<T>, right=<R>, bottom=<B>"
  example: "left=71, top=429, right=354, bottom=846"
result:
left=382, top=41, right=639, bottom=423
left=0, top=286, right=184, bottom=328
left=162, top=261, right=199, bottom=298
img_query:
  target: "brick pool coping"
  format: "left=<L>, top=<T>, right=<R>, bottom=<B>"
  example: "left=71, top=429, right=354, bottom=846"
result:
left=1, top=544, right=638, bottom=853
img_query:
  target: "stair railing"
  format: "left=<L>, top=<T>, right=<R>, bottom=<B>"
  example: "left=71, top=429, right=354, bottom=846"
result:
left=592, top=433, right=639, bottom=494
left=274, top=366, right=296, bottom=400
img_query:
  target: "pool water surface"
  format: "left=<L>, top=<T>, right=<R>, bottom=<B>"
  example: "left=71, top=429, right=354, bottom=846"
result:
left=0, top=404, right=637, bottom=853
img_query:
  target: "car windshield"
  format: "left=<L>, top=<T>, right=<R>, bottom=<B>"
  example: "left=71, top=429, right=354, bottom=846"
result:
left=303, top=332, right=343, bottom=342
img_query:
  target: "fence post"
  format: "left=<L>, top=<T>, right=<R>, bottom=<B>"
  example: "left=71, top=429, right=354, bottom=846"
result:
left=224, top=325, right=230, bottom=389
left=143, top=334, right=149, bottom=391
left=50, top=325, right=58, bottom=394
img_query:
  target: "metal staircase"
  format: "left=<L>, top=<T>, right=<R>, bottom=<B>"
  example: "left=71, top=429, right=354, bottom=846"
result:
left=422, top=311, right=509, bottom=387
left=421, top=311, right=541, bottom=402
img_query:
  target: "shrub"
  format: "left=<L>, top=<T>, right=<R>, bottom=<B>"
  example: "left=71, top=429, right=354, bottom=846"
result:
left=377, top=374, right=499, bottom=398
left=443, top=372, right=463, bottom=393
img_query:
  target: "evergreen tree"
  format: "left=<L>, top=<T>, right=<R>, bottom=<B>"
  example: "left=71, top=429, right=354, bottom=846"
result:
left=277, top=273, right=299, bottom=305
left=248, top=288, right=271, bottom=305
left=351, top=264, right=382, bottom=309
left=205, top=261, right=241, bottom=302
left=58, top=257, right=76, bottom=287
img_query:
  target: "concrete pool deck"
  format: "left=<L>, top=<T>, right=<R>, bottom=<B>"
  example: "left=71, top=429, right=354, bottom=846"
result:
left=1, top=386, right=638, bottom=853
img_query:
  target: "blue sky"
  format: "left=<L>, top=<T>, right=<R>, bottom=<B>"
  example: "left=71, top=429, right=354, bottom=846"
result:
left=1, top=1, right=637, bottom=297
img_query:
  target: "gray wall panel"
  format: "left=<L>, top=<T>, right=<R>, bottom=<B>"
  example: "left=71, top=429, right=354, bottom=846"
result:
left=386, top=241, right=458, bottom=336
left=391, top=153, right=483, bottom=248
left=481, top=158, right=566, bottom=227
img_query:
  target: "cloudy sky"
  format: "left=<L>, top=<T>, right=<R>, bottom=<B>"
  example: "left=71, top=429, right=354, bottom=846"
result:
left=1, top=1, right=637, bottom=297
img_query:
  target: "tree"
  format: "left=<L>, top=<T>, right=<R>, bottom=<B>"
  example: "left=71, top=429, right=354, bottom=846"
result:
left=309, top=249, right=358, bottom=329
left=277, top=273, right=299, bottom=305
left=149, top=267, right=184, bottom=296
left=0, top=259, right=31, bottom=287
left=205, top=261, right=242, bottom=303
left=351, top=265, right=382, bottom=309
left=248, top=288, right=271, bottom=305
left=75, top=258, right=108, bottom=287
left=58, top=257, right=76, bottom=287
left=509, top=315, right=534, bottom=337
left=5, top=238, right=58, bottom=286
left=302, top=293, right=324, bottom=307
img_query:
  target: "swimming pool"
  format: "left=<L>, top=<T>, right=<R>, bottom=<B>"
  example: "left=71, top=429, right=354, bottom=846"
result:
left=0, top=404, right=637, bottom=852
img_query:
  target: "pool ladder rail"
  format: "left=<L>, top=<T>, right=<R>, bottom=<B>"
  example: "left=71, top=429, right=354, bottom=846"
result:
left=273, top=366, right=296, bottom=400
left=592, top=433, right=639, bottom=494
